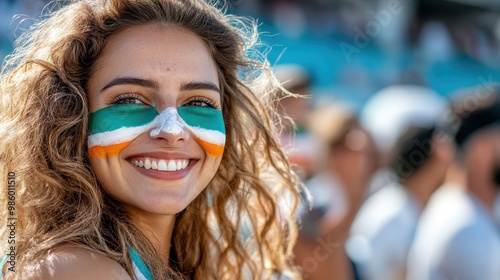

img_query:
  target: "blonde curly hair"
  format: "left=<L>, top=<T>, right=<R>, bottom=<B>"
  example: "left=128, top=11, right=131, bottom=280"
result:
left=0, top=0, right=303, bottom=279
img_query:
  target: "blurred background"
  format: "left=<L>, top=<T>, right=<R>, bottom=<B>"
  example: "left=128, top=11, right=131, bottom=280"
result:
left=2, top=1, right=500, bottom=280
left=2, top=0, right=500, bottom=107
left=227, top=0, right=500, bottom=108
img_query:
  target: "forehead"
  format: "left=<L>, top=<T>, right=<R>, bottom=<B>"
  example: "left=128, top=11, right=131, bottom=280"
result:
left=88, top=23, right=219, bottom=91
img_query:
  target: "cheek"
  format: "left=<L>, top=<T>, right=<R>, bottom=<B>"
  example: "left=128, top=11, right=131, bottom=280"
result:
left=89, top=155, right=135, bottom=205
left=178, top=106, right=226, bottom=157
left=89, top=156, right=115, bottom=191
left=89, top=142, right=130, bottom=159
left=194, top=137, right=225, bottom=157
left=88, top=104, right=158, bottom=159
left=200, top=155, right=223, bottom=190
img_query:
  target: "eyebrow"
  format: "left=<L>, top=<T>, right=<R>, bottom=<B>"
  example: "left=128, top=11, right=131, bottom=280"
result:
left=100, top=77, right=220, bottom=95
left=181, top=81, right=221, bottom=95
left=101, top=77, right=158, bottom=92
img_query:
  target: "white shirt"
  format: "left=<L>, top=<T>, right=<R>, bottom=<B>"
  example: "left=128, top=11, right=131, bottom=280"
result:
left=346, top=183, right=421, bottom=280
left=406, top=184, right=500, bottom=280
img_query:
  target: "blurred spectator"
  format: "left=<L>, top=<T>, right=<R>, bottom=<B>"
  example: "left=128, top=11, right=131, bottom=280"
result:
left=275, top=63, right=317, bottom=180
left=360, top=85, right=448, bottom=194
left=275, top=63, right=312, bottom=133
left=406, top=85, right=500, bottom=280
left=348, top=126, right=454, bottom=280
left=360, top=85, right=447, bottom=165
left=294, top=102, right=378, bottom=280
left=347, top=85, right=454, bottom=280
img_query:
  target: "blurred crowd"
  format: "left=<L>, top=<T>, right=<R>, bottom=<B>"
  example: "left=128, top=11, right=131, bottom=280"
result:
left=261, top=1, right=500, bottom=279
left=278, top=64, right=500, bottom=280
left=2, top=0, right=500, bottom=279
left=229, top=0, right=500, bottom=108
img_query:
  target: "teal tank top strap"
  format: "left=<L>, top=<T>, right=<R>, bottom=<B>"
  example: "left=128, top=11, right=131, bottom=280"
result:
left=128, top=246, right=154, bottom=280
left=0, top=255, right=7, bottom=278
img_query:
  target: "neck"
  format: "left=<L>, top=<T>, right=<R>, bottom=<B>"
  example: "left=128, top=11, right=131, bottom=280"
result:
left=404, top=177, right=431, bottom=208
left=403, top=165, right=443, bottom=208
left=444, top=162, right=467, bottom=189
left=129, top=210, right=176, bottom=264
left=468, top=174, right=498, bottom=213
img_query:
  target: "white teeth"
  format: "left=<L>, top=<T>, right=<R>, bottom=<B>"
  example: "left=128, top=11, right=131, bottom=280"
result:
left=131, top=158, right=190, bottom=172
left=158, top=160, right=167, bottom=171
left=167, top=160, right=176, bottom=171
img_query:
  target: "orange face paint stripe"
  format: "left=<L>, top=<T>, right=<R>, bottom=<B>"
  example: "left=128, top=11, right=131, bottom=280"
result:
left=88, top=142, right=132, bottom=159
left=195, top=138, right=225, bottom=157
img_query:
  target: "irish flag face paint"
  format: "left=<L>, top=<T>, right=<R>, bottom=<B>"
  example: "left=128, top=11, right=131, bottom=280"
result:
left=177, top=106, right=226, bottom=157
left=88, top=104, right=226, bottom=158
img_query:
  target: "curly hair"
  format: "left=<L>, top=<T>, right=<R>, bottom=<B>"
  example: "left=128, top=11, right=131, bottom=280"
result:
left=0, top=0, right=303, bottom=279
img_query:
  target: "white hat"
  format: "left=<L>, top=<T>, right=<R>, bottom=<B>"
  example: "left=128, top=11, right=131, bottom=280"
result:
left=360, top=85, right=446, bottom=154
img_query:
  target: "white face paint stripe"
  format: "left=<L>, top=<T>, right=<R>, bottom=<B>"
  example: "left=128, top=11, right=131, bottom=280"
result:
left=150, top=107, right=187, bottom=137
left=88, top=106, right=225, bottom=157
left=89, top=107, right=188, bottom=148
left=88, top=123, right=153, bottom=148
left=186, top=125, right=226, bottom=145
left=89, top=107, right=224, bottom=147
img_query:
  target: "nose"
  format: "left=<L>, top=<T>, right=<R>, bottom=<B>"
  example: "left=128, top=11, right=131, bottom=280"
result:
left=150, top=107, right=190, bottom=144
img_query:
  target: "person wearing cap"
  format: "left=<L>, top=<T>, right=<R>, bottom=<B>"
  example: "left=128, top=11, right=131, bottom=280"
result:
left=346, top=85, right=454, bottom=280
left=293, top=102, right=378, bottom=280
left=406, top=86, right=500, bottom=280
left=359, top=85, right=449, bottom=195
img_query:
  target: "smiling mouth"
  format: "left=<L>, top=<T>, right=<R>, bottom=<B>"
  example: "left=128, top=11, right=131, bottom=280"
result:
left=130, top=157, right=190, bottom=172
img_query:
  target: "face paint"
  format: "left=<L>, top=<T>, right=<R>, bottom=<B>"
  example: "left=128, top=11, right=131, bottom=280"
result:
left=150, top=107, right=186, bottom=137
left=88, top=104, right=157, bottom=158
left=88, top=104, right=226, bottom=158
left=178, top=106, right=226, bottom=157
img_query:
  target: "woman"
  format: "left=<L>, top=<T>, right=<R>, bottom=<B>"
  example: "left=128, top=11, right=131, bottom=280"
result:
left=0, top=0, right=303, bottom=279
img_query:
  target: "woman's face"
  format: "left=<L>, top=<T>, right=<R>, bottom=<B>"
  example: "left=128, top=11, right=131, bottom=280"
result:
left=87, top=24, right=224, bottom=216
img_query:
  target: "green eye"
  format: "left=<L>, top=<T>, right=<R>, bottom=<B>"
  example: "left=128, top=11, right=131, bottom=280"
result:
left=115, top=98, right=142, bottom=104
left=184, top=97, right=218, bottom=109
left=111, top=93, right=145, bottom=105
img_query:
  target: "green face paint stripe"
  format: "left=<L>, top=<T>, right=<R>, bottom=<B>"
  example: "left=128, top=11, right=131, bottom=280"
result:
left=89, top=104, right=158, bottom=135
left=89, top=105, right=224, bottom=135
left=178, top=106, right=225, bottom=134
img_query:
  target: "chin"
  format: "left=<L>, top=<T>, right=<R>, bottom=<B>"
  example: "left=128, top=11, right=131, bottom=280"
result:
left=132, top=193, right=199, bottom=215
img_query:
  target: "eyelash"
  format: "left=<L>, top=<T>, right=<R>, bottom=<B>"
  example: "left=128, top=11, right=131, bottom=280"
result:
left=108, top=94, right=219, bottom=109
left=109, top=93, right=146, bottom=105
left=184, top=97, right=219, bottom=109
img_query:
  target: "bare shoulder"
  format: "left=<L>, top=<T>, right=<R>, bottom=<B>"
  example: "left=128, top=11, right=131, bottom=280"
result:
left=24, top=245, right=132, bottom=280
